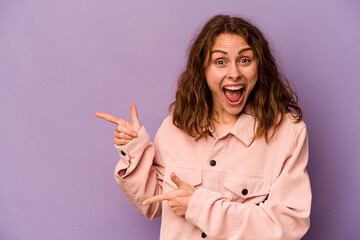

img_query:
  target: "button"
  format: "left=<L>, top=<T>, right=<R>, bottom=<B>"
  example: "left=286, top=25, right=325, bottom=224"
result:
left=242, top=188, right=248, bottom=195
left=201, top=232, right=207, bottom=238
left=210, top=160, right=216, bottom=166
left=120, top=151, right=126, bottom=156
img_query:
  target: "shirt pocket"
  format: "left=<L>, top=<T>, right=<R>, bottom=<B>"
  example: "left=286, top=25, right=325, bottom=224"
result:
left=223, top=172, right=271, bottom=204
left=162, top=167, right=203, bottom=193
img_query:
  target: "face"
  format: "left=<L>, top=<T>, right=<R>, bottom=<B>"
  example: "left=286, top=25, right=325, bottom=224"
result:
left=205, top=33, right=258, bottom=119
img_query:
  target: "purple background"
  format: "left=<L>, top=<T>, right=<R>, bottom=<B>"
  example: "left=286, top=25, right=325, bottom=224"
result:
left=1, top=0, right=359, bottom=239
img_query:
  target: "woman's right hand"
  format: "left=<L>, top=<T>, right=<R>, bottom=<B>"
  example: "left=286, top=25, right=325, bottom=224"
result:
left=95, top=104, right=142, bottom=146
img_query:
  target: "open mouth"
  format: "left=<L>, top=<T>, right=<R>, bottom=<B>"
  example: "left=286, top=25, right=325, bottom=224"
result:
left=223, top=85, right=245, bottom=106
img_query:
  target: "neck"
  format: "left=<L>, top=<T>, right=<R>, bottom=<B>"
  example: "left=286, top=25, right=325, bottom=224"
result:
left=212, top=111, right=238, bottom=125
left=211, top=107, right=239, bottom=134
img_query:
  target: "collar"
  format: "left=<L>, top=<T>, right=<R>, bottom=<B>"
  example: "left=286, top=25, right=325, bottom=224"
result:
left=194, top=109, right=258, bottom=147
left=230, top=112, right=257, bottom=147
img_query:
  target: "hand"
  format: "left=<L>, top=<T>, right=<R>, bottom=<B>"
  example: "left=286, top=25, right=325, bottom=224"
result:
left=142, top=172, right=196, bottom=217
left=95, top=104, right=142, bottom=146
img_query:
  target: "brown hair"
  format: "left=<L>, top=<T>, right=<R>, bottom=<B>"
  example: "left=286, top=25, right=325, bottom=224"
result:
left=170, top=15, right=302, bottom=141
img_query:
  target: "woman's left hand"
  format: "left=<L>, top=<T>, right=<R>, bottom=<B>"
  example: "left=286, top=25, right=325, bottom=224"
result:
left=142, top=172, right=196, bottom=217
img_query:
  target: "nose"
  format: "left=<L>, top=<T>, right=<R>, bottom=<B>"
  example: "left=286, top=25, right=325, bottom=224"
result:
left=227, top=63, right=241, bottom=81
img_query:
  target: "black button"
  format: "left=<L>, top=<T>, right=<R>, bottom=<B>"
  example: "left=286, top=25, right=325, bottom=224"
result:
left=120, top=151, right=126, bottom=156
left=210, top=160, right=216, bottom=166
left=201, top=232, right=207, bottom=238
left=242, top=188, right=248, bottom=195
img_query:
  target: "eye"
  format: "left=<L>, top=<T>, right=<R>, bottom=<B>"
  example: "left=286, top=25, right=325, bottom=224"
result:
left=215, top=60, right=226, bottom=65
left=240, top=58, right=250, bottom=64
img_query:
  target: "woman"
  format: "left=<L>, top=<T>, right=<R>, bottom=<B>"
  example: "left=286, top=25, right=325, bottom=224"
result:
left=96, top=15, right=311, bottom=240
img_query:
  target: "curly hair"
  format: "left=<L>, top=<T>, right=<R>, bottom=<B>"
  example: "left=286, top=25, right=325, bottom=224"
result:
left=169, top=15, right=302, bottom=141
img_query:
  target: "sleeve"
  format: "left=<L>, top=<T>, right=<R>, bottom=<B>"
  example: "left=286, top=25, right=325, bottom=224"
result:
left=113, top=125, right=165, bottom=220
left=185, top=126, right=312, bottom=240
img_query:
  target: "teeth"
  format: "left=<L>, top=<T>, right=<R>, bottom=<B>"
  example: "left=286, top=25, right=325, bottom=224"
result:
left=224, top=86, right=243, bottom=91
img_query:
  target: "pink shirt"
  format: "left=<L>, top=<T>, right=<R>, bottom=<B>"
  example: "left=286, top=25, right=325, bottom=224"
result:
left=114, top=112, right=311, bottom=239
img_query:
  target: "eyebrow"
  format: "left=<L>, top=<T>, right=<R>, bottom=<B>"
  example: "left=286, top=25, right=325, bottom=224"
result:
left=210, top=47, right=254, bottom=56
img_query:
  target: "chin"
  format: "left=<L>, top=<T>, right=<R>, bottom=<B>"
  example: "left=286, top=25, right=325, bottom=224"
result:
left=224, top=103, right=245, bottom=116
left=231, top=107, right=245, bottom=115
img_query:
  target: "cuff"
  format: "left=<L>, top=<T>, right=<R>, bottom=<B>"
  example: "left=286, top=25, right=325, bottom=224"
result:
left=185, top=187, right=212, bottom=227
left=113, top=126, right=150, bottom=177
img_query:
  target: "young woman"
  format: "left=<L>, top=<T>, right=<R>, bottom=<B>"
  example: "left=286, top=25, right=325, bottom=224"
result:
left=96, top=15, right=311, bottom=240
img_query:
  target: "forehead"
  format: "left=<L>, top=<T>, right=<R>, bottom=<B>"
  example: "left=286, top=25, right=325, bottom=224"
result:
left=211, top=33, right=249, bottom=50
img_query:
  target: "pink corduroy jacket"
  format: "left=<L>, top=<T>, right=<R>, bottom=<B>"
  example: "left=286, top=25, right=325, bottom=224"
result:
left=113, top=112, right=311, bottom=240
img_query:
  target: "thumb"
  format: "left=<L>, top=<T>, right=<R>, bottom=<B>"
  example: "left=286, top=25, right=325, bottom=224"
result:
left=171, top=172, right=183, bottom=188
left=130, top=104, right=142, bottom=131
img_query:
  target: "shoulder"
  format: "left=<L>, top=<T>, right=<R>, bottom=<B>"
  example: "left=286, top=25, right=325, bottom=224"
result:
left=265, top=112, right=307, bottom=146
left=155, top=112, right=187, bottom=140
left=279, top=112, right=306, bottom=133
left=275, top=112, right=308, bottom=150
left=158, top=112, right=175, bottom=132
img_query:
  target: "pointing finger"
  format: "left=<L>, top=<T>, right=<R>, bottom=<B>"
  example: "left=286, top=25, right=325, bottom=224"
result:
left=142, top=193, right=171, bottom=205
left=95, top=112, right=123, bottom=125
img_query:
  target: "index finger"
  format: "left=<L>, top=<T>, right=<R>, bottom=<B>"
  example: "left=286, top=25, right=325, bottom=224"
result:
left=142, top=193, right=171, bottom=205
left=95, top=112, right=123, bottom=125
